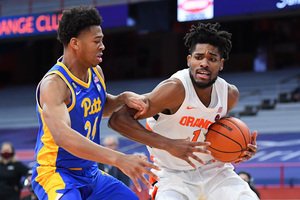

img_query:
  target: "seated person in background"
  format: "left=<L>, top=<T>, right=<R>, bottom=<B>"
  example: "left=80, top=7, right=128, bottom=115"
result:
left=292, top=75, right=300, bottom=102
left=21, top=169, right=38, bottom=200
left=98, top=135, right=130, bottom=186
left=291, top=86, right=300, bottom=102
left=238, top=171, right=260, bottom=199
left=0, top=142, right=29, bottom=200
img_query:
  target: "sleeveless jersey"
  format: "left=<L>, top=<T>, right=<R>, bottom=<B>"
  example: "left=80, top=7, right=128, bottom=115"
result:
left=146, top=68, right=228, bottom=170
left=34, top=60, right=106, bottom=169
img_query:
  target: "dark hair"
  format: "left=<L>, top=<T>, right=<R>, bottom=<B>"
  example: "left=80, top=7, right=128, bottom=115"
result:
left=184, top=22, right=232, bottom=60
left=57, top=6, right=103, bottom=45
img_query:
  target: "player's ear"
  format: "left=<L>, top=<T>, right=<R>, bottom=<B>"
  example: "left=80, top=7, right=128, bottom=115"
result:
left=219, top=58, right=225, bottom=71
left=70, top=37, right=80, bottom=50
left=187, top=55, right=191, bottom=67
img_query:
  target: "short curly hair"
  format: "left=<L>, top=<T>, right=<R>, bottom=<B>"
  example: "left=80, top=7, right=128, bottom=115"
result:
left=57, top=6, right=103, bottom=45
left=184, top=22, right=232, bottom=60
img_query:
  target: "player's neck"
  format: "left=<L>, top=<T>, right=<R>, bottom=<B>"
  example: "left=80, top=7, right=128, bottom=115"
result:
left=61, top=54, right=90, bottom=83
left=195, top=86, right=213, bottom=107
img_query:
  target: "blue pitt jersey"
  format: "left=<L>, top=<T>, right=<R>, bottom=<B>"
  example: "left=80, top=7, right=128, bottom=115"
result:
left=35, top=61, right=106, bottom=168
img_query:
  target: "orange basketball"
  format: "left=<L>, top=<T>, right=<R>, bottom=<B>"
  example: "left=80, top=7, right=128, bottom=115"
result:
left=205, top=117, right=252, bottom=163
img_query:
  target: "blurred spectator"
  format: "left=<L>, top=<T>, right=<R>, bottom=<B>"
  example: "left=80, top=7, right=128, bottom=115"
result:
left=254, top=45, right=267, bottom=72
left=98, top=135, right=130, bottom=187
left=291, top=87, right=300, bottom=102
left=238, top=171, right=260, bottom=199
left=21, top=169, right=38, bottom=200
left=291, top=75, right=300, bottom=102
left=0, top=142, right=29, bottom=200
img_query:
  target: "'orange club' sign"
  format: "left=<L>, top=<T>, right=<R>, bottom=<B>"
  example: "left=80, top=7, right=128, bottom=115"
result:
left=0, top=13, right=62, bottom=39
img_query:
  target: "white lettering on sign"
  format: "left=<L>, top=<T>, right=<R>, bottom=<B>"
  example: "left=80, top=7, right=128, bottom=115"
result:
left=276, top=0, right=300, bottom=9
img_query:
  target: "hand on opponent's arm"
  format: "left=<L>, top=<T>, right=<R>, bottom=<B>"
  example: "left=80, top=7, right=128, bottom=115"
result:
left=123, top=92, right=149, bottom=119
left=103, top=92, right=148, bottom=118
left=109, top=78, right=212, bottom=169
left=96, top=66, right=148, bottom=118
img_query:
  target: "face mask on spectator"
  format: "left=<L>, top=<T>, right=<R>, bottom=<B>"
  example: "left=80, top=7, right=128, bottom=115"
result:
left=1, top=152, right=13, bottom=159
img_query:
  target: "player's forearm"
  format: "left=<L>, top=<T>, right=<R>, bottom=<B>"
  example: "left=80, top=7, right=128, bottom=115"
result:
left=102, top=93, right=125, bottom=118
left=108, top=106, right=171, bottom=151
left=54, top=127, right=125, bottom=166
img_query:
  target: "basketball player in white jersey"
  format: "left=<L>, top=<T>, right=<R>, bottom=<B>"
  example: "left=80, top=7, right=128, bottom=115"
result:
left=109, top=22, right=259, bottom=200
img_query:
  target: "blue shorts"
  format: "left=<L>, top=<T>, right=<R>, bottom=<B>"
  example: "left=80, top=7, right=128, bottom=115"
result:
left=31, top=164, right=138, bottom=200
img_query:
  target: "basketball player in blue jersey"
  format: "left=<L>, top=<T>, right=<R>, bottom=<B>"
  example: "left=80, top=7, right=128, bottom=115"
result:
left=109, top=23, right=259, bottom=199
left=31, top=6, right=161, bottom=200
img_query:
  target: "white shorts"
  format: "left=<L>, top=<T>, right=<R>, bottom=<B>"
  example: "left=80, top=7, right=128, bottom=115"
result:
left=150, top=162, right=259, bottom=200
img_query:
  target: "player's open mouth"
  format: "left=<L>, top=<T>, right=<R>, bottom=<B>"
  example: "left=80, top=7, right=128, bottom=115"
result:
left=196, top=70, right=210, bottom=79
left=97, top=54, right=102, bottom=63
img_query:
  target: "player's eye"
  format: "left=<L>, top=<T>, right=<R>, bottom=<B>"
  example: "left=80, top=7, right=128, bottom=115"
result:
left=195, top=56, right=202, bottom=60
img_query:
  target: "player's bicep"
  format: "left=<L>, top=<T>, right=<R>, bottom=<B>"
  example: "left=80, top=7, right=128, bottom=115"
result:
left=227, top=84, right=239, bottom=111
left=39, top=76, right=72, bottom=142
left=135, top=78, right=184, bottom=119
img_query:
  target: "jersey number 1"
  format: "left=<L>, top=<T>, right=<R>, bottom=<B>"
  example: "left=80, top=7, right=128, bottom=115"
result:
left=192, top=129, right=201, bottom=142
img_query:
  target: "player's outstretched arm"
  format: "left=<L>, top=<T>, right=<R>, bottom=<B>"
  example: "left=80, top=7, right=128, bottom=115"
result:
left=95, top=66, right=149, bottom=118
left=108, top=79, right=211, bottom=168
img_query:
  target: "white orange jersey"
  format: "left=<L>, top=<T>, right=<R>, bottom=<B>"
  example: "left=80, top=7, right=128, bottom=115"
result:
left=146, top=68, right=228, bottom=170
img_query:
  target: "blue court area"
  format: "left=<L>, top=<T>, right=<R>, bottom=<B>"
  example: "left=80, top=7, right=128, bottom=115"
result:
left=1, top=127, right=299, bottom=187
left=235, top=132, right=300, bottom=186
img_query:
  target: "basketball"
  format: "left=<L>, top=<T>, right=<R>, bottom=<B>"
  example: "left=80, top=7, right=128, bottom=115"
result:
left=205, top=117, right=252, bottom=163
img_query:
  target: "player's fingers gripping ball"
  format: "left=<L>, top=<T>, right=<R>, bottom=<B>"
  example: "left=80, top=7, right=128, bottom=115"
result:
left=205, top=117, right=252, bottom=163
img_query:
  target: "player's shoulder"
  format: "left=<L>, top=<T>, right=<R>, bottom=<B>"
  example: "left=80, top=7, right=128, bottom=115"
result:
left=227, top=83, right=239, bottom=111
left=42, top=73, right=65, bottom=85
left=217, top=76, right=238, bottom=94
left=165, top=76, right=183, bottom=84
left=146, top=77, right=185, bottom=103
left=160, top=77, right=184, bottom=93
left=93, top=65, right=105, bottom=80
left=39, top=73, right=69, bottom=94
left=227, top=83, right=239, bottom=96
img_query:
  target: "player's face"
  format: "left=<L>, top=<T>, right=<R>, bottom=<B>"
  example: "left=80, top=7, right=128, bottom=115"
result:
left=76, top=25, right=105, bottom=67
left=187, top=43, right=224, bottom=89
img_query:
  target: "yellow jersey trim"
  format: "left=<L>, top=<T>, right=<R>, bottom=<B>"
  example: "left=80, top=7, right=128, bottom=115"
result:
left=35, top=110, right=66, bottom=199
left=48, top=71, right=76, bottom=112
left=92, top=67, right=106, bottom=91
left=56, top=62, right=91, bottom=88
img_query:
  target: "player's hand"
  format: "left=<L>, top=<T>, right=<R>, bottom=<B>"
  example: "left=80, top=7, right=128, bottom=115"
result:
left=166, top=137, right=211, bottom=168
left=116, top=154, right=161, bottom=192
left=123, top=92, right=149, bottom=119
left=235, top=131, right=258, bottom=164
